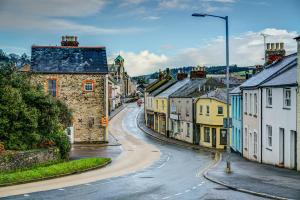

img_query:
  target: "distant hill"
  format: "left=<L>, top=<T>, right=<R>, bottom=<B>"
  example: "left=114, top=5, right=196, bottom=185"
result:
left=133, top=65, right=255, bottom=84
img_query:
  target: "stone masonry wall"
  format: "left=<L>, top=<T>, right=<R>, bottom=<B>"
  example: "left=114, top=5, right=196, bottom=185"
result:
left=30, top=73, right=108, bottom=143
left=0, top=148, right=60, bottom=172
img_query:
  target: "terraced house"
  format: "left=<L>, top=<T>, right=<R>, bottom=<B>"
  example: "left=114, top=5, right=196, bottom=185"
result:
left=30, top=36, right=109, bottom=143
left=196, top=89, right=230, bottom=149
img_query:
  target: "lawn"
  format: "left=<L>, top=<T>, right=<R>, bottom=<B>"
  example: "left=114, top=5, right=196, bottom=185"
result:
left=0, top=157, right=111, bottom=186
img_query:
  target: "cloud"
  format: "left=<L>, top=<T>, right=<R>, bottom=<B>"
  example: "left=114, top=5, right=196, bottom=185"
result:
left=143, top=16, right=161, bottom=20
left=115, top=28, right=298, bottom=76
left=158, top=0, right=189, bottom=9
left=0, top=0, right=143, bottom=35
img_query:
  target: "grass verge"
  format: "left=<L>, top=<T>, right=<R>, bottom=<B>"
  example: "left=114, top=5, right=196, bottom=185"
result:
left=0, top=157, right=111, bottom=186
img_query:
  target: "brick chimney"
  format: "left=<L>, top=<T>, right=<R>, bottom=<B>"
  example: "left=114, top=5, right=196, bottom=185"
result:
left=61, top=35, right=79, bottom=46
left=265, top=42, right=285, bottom=64
left=177, top=69, right=188, bottom=81
left=190, top=66, right=206, bottom=79
left=295, top=36, right=300, bottom=171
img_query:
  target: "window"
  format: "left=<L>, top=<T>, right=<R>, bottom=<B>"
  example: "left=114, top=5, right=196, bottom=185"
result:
left=204, top=127, right=210, bottom=142
left=177, top=121, right=181, bottom=133
left=186, top=101, right=189, bottom=117
left=84, top=82, right=93, bottom=91
left=267, top=125, right=272, bottom=148
left=244, top=93, right=248, bottom=113
left=187, top=123, right=190, bottom=137
left=254, top=132, right=257, bottom=156
left=249, top=93, right=253, bottom=114
left=217, top=106, right=223, bottom=115
left=156, top=100, right=158, bottom=109
left=244, top=128, right=248, bottom=149
left=283, top=88, right=291, bottom=108
left=162, top=100, right=165, bottom=110
left=266, top=88, right=272, bottom=107
left=254, top=93, right=258, bottom=115
left=200, top=105, right=203, bottom=115
left=206, top=105, right=210, bottom=115
left=171, top=102, right=176, bottom=113
left=48, top=79, right=57, bottom=97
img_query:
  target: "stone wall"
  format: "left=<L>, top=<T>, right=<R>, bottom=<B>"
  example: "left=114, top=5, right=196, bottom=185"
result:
left=0, top=148, right=60, bottom=172
left=30, top=73, right=108, bottom=143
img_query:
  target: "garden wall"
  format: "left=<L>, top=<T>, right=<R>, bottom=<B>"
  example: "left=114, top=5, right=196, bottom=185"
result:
left=0, top=148, right=60, bottom=172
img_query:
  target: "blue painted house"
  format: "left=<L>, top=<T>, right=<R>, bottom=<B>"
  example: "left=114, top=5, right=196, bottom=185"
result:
left=230, top=86, right=242, bottom=154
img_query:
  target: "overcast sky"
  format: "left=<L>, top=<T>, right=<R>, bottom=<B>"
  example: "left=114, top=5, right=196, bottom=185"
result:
left=0, top=0, right=299, bottom=76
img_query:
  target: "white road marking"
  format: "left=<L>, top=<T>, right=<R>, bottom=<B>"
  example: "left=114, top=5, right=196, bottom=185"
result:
left=175, top=193, right=182, bottom=196
left=58, top=188, right=65, bottom=191
left=157, top=163, right=166, bottom=169
left=198, top=183, right=202, bottom=186
left=166, top=156, right=170, bottom=161
left=192, top=186, right=197, bottom=190
left=85, top=183, right=91, bottom=186
left=201, top=181, right=205, bottom=184
left=162, top=196, right=171, bottom=199
left=23, top=194, right=30, bottom=197
left=185, top=189, right=190, bottom=193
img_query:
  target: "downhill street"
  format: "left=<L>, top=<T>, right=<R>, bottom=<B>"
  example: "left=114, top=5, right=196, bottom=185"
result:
left=3, top=103, right=266, bottom=200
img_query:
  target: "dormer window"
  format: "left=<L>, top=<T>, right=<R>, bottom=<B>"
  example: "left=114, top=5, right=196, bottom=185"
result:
left=82, top=80, right=95, bottom=92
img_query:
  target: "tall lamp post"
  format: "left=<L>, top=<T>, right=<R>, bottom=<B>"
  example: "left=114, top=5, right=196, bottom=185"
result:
left=192, top=13, right=231, bottom=172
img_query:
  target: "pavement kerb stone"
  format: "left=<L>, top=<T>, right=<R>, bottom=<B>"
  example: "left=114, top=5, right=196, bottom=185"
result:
left=202, top=154, right=292, bottom=200
left=0, top=159, right=112, bottom=188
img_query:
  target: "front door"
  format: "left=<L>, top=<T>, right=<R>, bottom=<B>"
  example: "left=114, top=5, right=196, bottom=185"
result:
left=212, top=128, right=216, bottom=148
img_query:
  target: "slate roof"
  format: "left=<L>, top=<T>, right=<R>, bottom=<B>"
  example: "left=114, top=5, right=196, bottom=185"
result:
left=230, top=86, right=241, bottom=95
left=200, top=88, right=230, bottom=104
left=170, top=78, right=225, bottom=98
left=149, top=79, right=176, bottom=96
left=31, top=46, right=108, bottom=73
left=240, top=53, right=297, bottom=89
left=156, top=78, right=189, bottom=98
left=260, top=62, right=297, bottom=87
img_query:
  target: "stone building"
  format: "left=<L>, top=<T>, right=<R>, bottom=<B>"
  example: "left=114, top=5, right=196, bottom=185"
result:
left=30, top=36, right=109, bottom=143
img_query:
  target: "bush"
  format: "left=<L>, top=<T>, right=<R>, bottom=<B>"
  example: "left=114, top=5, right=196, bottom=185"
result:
left=0, top=63, right=72, bottom=159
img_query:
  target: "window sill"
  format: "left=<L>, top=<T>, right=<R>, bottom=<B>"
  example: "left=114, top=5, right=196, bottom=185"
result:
left=283, top=107, right=291, bottom=110
left=266, top=147, right=272, bottom=151
left=217, top=114, right=224, bottom=116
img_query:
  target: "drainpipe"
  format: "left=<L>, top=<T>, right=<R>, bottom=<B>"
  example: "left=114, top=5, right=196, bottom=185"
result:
left=241, top=93, right=243, bottom=156
left=260, top=87, right=263, bottom=163
left=192, top=98, right=196, bottom=144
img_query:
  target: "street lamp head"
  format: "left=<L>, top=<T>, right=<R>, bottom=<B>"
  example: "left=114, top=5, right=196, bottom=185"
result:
left=192, top=13, right=206, bottom=17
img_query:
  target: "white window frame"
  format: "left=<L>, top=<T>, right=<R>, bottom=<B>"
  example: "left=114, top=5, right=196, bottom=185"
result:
left=254, top=93, right=258, bottom=115
left=266, top=125, right=272, bottom=148
left=249, top=93, right=253, bottom=114
left=253, top=131, right=257, bottom=156
left=244, top=127, right=248, bottom=149
left=283, top=88, right=291, bottom=108
left=266, top=88, right=272, bottom=107
left=244, top=93, right=248, bottom=113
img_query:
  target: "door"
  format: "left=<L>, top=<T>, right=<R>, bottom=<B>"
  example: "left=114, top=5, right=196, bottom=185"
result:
left=279, top=128, right=285, bottom=165
left=212, top=128, right=216, bottom=148
left=290, top=131, right=296, bottom=169
left=220, top=129, right=227, bottom=145
left=194, top=124, right=200, bottom=145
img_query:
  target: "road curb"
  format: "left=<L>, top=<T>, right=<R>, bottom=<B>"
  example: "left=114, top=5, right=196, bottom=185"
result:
left=0, top=159, right=112, bottom=188
left=202, top=154, right=292, bottom=200
left=136, top=110, right=221, bottom=153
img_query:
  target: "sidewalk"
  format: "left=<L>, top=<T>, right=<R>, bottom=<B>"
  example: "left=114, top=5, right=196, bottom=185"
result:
left=204, top=153, right=300, bottom=200
left=109, top=104, right=126, bottom=120
left=137, top=110, right=219, bottom=153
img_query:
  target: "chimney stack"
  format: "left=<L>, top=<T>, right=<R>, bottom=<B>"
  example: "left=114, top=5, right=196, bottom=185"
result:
left=61, top=35, right=79, bottom=46
left=177, top=69, right=188, bottom=81
left=190, top=66, right=206, bottom=79
left=295, top=36, right=300, bottom=171
left=265, top=42, right=286, bottom=64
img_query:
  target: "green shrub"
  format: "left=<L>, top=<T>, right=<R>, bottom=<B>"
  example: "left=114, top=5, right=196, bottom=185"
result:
left=0, top=63, right=72, bottom=159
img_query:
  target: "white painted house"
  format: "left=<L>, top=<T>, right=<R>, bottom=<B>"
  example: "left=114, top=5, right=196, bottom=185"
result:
left=260, top=62, right=297, bottom=169
left=240, top=53, right=297, bottom=163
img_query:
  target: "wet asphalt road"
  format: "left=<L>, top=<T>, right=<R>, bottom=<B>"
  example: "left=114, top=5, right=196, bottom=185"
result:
left=3, top=104, right=266, bottom=200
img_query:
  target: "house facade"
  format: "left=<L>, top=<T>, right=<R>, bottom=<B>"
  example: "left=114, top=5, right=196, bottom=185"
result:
left=296, top=36, right=300, bottom=171
left=230, top=86, right=243, bottom=154
left=260, top=63, right=297, bottom=169
left=196, top=89, right=230, bottom=149
left=240, top=53, right=297, bottom=163
left=30, top=36, right=109, bottom=143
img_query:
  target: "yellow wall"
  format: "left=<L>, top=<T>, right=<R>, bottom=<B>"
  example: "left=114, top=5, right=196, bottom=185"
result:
left=196, top=98, right=230, bottom=149
left=154, top=97, right=168, bottom=115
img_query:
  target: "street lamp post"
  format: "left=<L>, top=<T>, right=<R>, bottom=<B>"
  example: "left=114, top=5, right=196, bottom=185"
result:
left=192, top=13, right=231, bottom=173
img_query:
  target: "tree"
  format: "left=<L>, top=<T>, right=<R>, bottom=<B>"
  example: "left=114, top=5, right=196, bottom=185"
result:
left=0, top=63, right=72, bottom=158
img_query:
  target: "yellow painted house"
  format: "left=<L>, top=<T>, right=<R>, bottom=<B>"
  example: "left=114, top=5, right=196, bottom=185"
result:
left=196, top=88, right=230, bottom=149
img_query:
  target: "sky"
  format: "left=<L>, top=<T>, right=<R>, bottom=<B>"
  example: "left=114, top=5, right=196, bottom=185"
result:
left=0, top=0, right=299, bottom=76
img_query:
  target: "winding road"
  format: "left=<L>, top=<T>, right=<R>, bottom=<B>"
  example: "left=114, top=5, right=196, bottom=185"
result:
left=2, top=103, right=266, bottom=200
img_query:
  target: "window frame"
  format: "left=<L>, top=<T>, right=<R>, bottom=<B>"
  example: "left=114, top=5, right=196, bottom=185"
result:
left=204, top=127, right=210, bottom=143
left=254, top=93, right=258, bottom=115
left=283, top=88, right=291, bottom=108
left=82, top=80, right=95, bottom=92
left=206, top=105, right=210, bottom=116
left=217, top=106, right=223, bottom=115
left=199, top=105, right=203, bottom=115
left=47, top=78, right=58, bottom=97
left=266, top=125, right=272, bottom=149
left=266, top=88, right=272, bottom=107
